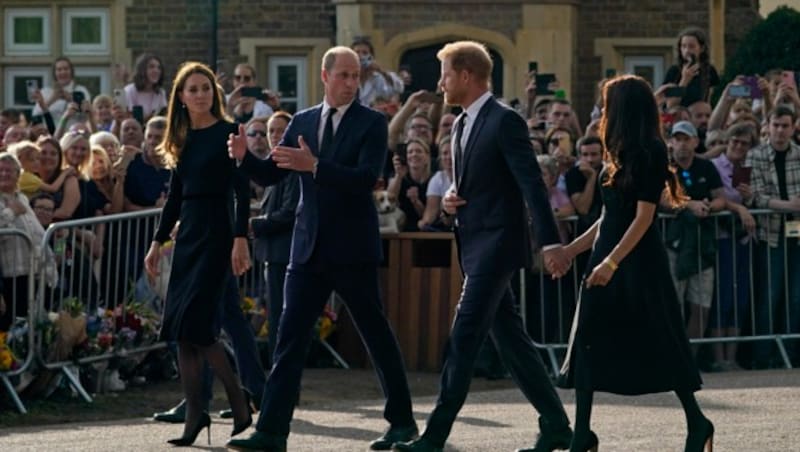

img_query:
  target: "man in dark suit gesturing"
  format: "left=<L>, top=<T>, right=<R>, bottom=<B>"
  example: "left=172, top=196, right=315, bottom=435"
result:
left=227, top=46, right=417, bottom=451
left=394, top=41, right=573, bottom=452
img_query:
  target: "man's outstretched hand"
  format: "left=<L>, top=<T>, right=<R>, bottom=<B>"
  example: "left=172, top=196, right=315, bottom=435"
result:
left=228, top=124, right=247, bottom=160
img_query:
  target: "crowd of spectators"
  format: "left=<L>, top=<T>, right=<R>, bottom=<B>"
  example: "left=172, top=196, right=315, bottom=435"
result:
left=1, top=25, right=800, bottom=376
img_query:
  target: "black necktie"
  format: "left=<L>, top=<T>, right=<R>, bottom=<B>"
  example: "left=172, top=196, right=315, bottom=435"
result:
left=454, top=113, right=467, bottom=183
left=320, top=107, right=337, bottom=158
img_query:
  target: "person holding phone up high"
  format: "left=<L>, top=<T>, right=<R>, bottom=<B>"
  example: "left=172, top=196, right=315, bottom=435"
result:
left=662, top=27, right=719, bottom=107
left=225, top=63, right=276, bottom=123
left=32, top=57, right=92, bottom=127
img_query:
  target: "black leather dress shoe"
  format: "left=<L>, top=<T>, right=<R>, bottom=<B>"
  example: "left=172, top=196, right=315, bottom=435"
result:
left=226, top=431, right=287, bottom=451
left=370, top=424, right=419, bottom=450
left=152, top=400, right=186, bottom=424
left=515, top=417, right=572, bottom=452
left=392, top=436, right=443, bottom=452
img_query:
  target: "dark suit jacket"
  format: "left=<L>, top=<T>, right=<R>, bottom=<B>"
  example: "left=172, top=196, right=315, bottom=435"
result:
left=251, top=172, right=300, bottom=265
left=454, top=96, right=561, bottom=275
left=240, top=100, right=386, bottom=265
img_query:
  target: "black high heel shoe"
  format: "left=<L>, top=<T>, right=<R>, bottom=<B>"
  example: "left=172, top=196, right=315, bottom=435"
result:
left=231, top=412, right=253, bottom=437
left=167, top=412, right=211, bottom=447
left=570, top=430, right=599, bottom=452
left=685, top=418, right=714, bottom=452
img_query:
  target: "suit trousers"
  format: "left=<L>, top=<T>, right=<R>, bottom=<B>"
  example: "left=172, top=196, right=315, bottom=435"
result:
left=255, top=260, right=415, bottom=437
left=423, top=270, right=569, bottom=446
left=265, top=262, right=288, bottom=366
left=200, top=275, right=266, bottom=405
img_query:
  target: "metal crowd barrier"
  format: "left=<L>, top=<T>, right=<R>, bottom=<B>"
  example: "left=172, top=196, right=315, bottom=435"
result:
left=35, top=209, right=166, bottom=403
left=0, top=228, right=37, bottom=414
left=523, top=209, right=800, bottom=376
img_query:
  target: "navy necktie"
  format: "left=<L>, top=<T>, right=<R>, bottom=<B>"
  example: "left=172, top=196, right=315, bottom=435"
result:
left=320, top=107, right=337, bottom=158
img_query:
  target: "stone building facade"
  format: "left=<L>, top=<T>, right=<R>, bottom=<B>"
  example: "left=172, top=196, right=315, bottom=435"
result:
left=2, top=0, right=761, bottom=123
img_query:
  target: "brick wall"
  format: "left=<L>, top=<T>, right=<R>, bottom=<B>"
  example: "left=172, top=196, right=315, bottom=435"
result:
left=125, top=0, right=334, bottom=84
left=575, top=0, right=760, bottom=123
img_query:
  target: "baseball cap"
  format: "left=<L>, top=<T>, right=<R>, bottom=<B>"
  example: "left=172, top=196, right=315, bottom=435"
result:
left=671, top=121, right=698, bottom=138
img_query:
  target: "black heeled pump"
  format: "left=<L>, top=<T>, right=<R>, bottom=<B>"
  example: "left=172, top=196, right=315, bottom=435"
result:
left=685, top=418, right=714, bottom=452
left=570, top=430, right=599, bottom=452
left=231, top=412, right=253, bottom=437
left=168, top=412, right=211, bottom=447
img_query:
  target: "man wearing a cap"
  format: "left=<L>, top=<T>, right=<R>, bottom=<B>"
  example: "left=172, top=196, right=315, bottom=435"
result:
left=666, top=120, right=726, bottom=358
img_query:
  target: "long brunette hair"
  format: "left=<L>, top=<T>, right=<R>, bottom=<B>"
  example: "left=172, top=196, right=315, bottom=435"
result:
left=599, top=75, right=684, bottom=208
left=158, top=62, right=228, bottom=168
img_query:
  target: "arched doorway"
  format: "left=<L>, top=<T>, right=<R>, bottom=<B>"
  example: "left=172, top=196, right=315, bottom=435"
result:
left=399, top=43, right=504, bottom=97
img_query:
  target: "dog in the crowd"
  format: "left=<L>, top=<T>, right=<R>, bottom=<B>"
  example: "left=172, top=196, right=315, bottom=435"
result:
left=374, top=190, right=405, bottom=234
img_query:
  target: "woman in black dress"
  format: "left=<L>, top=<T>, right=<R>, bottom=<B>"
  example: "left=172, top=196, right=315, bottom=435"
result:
left=557, top=75, right=713, bottom=452
left=144, top=62, right=252, bottom=446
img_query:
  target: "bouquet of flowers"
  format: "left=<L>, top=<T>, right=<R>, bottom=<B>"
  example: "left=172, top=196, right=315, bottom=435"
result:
left=0, top=331, right=20, bottom=372
left=315, top=303, right=338, bottom=341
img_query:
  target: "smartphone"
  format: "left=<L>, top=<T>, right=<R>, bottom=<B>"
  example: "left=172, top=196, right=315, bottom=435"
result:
left=72, top=91, right=85, bottom=105
left=732, top=166, right=752, bottom=187
left=26, top=79, right=38, bottom=103
left=535, top=73, right=556, bottom=95
left=395, top=142, right=407, bottom=165
left=418, top=91, right=443, bottom=104
left=132, top=105, right=144, bottom=125
left=113, top=88, right=127, bottom=110
left=664, top=86, right=686, bottom=98
left=743, top=76, right=763, bottom=99
left=728, top=85, right=751, bottom=98
left=528, top=61, right=538, bottom=73
left=241, top=86, right=263, bottom=99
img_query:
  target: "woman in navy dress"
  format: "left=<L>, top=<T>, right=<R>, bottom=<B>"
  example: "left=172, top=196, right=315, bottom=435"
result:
left=144, top=62, right=252, bottom=446
left=557, top=75, right=713, bottom=452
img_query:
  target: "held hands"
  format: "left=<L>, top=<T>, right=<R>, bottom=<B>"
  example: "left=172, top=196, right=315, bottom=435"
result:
left=542, top=245, right=572, bottom=279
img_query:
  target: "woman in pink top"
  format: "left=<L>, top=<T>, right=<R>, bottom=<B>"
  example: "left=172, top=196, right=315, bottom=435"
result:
left=124, top=53, right=168, bottom=121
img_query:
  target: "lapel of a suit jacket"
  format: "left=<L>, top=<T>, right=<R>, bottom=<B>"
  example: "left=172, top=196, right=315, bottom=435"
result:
left=458, top=97, right=494, bottom=189
left=308, top=104, right=324, bottom=157
left=328, top=101, right=360, bottom=161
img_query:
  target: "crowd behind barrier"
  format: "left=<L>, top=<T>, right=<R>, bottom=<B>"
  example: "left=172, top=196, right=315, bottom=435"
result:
left=3, top=25, right=800, bottom=414
left=1, top=205, right=798, bottom=413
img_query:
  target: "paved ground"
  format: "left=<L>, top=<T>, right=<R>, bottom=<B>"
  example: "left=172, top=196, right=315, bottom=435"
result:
left=1, top=369, right=797, bottom=451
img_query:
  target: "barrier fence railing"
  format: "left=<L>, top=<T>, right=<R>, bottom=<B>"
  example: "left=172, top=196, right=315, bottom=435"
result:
left=0, top=228, right=37, bottom=414
left=3, top=206, right=798, bottom=412
left=522, top=209, right=800, bottom=376
left=35, top=208, right=166, bottom=404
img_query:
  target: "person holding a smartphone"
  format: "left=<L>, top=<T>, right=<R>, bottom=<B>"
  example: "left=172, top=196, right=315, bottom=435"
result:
left=32, top=57, right=92, bottom=127
left=225, top=63, right=274, bottom=123
left=351, top=37, right=405, bottom=107
left=124, top=53, right=168, bottom=122
left=662, top=27, right=719, bottom=106
left=708, top=122, right=758, bottom=372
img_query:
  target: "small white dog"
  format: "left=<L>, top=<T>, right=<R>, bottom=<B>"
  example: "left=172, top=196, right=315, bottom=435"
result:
left=374, top=190, right=405, bottom=234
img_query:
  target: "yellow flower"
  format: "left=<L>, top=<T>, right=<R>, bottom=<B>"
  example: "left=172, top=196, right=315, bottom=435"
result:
left=241, top=296, right=256, bottom=312
left=0, top=348, right=12, bottom=371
